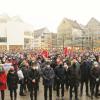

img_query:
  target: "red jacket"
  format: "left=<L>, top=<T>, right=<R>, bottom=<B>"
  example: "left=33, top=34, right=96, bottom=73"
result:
left=0, top=71, right=7, bottom=90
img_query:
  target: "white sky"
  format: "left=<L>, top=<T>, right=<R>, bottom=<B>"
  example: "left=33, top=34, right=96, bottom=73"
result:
left=0, top=0, right=100, bottom=32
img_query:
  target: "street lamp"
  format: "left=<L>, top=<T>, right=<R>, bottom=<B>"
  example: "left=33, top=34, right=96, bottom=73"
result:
left=62, top=33, right=65, bottom=50
left=81, top=31, right=85, bottom=50
left=81, top=30, right=87, bottom=51
left=91, top=32, right=94, bottom=51
left=82, top=36, right=84, bottom=50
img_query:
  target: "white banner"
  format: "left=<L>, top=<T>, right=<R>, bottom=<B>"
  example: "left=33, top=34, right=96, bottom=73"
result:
left=3, top=63, right=12, bottom=71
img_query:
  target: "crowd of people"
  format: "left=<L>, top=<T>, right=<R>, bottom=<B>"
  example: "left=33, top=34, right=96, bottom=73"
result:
left=0, top=50, right=100, bottom=100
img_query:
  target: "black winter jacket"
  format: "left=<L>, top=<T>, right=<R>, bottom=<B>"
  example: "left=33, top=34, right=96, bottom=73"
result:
left=55, top=65, right=66, bottom=84
left=7, top=72, right=19, bottom=90
left=28, top=68, right=40, bottom=90
left=67, top=63, right=80, bottom=84
left=90, top=66, right=100, bottom=83
left=80, top=61, right=91, bottom=81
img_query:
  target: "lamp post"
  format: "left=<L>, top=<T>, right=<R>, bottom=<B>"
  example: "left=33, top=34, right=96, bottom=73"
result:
left=81, top=30, right=86, bottom=51
left=82, top=36, right=84, bottom=50
left=62, top=33, right=65, bottom=50
left=81, top=31, right=85, bottom=50
left=91, top=32, right=94, bottom=51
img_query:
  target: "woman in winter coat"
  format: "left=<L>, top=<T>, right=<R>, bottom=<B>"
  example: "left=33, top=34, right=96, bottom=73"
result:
left=0, top=64, right=7, bottom=100
left=7, top=67, right=19, bottom=100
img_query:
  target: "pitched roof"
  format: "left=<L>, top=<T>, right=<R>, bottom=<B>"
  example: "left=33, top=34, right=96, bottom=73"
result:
left=86, top=17, right=100, bottom=28
left=34, top=27, right=50, bottom=38
left=0, top=14, right=10, bottom=23
left=58, top=18, right=81, bottom=31
left=11, top=16, right=23, bottom=22
left=65, top=18, right=81, bottom=29
left=0, top=14, right=23, bottom=23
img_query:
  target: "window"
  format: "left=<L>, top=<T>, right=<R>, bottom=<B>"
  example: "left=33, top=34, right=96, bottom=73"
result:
left=0, top=37, right=7, bottom=42
left=98, top=37, right=100, bottom=39
left=24, top=31, right=32, bottom=36
left=24, top=38, right=30, bottom=43
left=41, top=40, right=44, bottom=42
left=41, top=36, right=45, bottom=38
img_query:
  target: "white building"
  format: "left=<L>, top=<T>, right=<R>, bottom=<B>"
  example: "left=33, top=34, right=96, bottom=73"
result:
left=0, top=14, right=34, bottom=51
left=33, top=27, right=50, bottom=49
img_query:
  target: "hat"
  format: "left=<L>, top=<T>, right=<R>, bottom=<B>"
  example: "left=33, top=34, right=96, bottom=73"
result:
left=46, top=61, right=50, bottom=65
left=32, top=61, right=37, bottom=67
left=93, top=61, right=98, bottom=66
left=10, top=66, right=14, bottom=71
left=12, top=57, right=15, bottom=59
left=8, top=58, right=11, bottom=60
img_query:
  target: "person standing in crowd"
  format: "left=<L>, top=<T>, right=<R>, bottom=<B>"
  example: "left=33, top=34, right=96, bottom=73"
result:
left=18, top=59, right=28, bottom=96
left=63, top=61, right=70, bottom=90
left=55, top=61, right=66, bottom=100
left=50, top=55, right=57, bottom=91
left=90, top=61, right=100, bottom=99
left=17, top=67, right=25, bottom=96
left=67, top=59, right=80, bottom=100
left=80, top=58, right=91, bottom=97
left=21, top=61, right=29, bottom=93
left=12, top=57, right=18, bottom=72
left=42, top=61, right=55, bottom=100
left=0, top=64, right=7, bottom=100
left=28, top=62, right=40, bottom=100
left=7, top=67, right=19, bottom=100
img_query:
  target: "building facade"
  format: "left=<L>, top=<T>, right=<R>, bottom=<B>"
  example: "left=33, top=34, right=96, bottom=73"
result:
left=85, top=18, right=100, bottom=50
left=33, top=27, right=57, bottom=50
left=0, top=14, right=34, bottom=51
left=57, top=18, right=82, bottom=49
left=57, top=17, right=100, bottom=50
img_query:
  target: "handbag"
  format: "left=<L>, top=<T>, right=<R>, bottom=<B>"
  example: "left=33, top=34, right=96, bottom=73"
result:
left=17, top=70, right=24, bottom=80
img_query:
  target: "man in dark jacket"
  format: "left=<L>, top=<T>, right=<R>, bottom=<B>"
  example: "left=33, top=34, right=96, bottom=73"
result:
left=28, top=62, right=40, bottom=100
left=42, top=61, right=55, bottom=100
left=19, top=59, right=29, bottom=96
left=80, top=59, right=91, bottom=96
left=21, top=63, right=29, bottom=92
left=90, top=61, right=100, bottom=99
left=67, top=60, right=80, bottom=100
left=50, top=59, right=57, bottom=91
left=55, top=61, right=66, bottom=100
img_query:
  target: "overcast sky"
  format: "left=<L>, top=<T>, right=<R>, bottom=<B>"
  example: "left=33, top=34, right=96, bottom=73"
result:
left=0, top=0, right=100, bottom=32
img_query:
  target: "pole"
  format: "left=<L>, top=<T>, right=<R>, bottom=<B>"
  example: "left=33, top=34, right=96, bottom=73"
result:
left=91, top=33, right=94, bottom=51
left=62, top=33, right=64, bottom=50
left=82, top=37, right=83, bottom=50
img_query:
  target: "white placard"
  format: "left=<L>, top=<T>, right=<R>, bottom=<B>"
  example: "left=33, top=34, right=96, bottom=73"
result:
left=3, top=63, right=12, bottom=71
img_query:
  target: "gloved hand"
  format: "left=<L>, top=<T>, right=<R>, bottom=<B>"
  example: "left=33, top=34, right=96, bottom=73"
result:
left=96, top=78, right=99, bottom=82
left=57, top=77, right=60, bottom=80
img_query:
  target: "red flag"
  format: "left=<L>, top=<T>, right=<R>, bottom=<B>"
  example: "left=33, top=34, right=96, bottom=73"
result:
left=64, top=47, right=68, bottom=56
left=41, top=50, right=49, bottom=58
